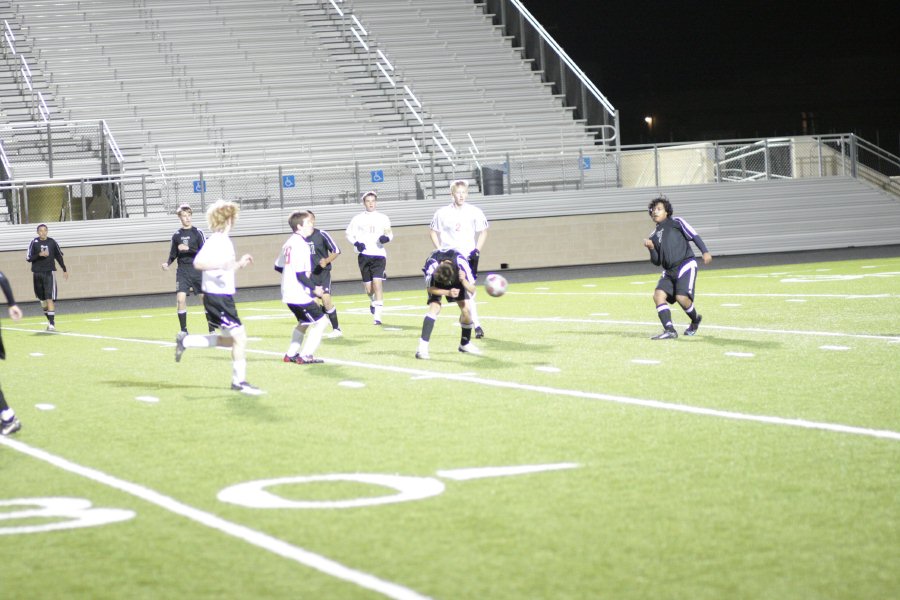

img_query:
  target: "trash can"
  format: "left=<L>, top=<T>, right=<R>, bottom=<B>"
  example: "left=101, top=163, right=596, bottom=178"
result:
left=481, top=166, right=504, bottom=196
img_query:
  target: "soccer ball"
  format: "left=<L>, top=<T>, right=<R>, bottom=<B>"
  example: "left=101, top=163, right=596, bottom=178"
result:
left=484, top=273, right=508, bottom=297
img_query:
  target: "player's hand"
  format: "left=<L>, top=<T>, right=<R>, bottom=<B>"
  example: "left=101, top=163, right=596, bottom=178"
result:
left=314, top=286, right=324, bottom=298
left=39, top=249, right=49, bottom=257
left=178, top=243, right=190, bottom=252
left=63, top=272, right=69, bottom=281
left=448, top=288, right=460, bottom=298
left=468, top=249, right=480, bottom=261
left=8, top=305, right=22, bottom=321
left=378, top=235, right=390, bottom=244
left=643, top=239, right=654, bottom=249
left=238, top=254, right=254, bottom=268
left=161, top=262, right=169, bottom=271
left=354, top=241, right=366, bottom=252
left=702, top=252, right=712, bottom=265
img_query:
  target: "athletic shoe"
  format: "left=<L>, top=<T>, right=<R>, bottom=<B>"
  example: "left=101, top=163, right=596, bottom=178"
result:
left=327, top=329, right=343, bottom=339
left=415, top=350, right=430, bottom=360
left=651, top=329, right=678, bottom=340
left=283, top=354, right=300, bottom=363
left=374, top=320, right=382, bottom=326
left=46, top=324, right=55, bottom=332
left=474, top=326, right=485, bottom=339
left=1, top=417, right=22, bottom=436
left=458, top=342, right=483, bottom=355
left=231, top=381, right=266, bottom=395
left=298, top=356, right=324, bottom=364
left=175, top=331, right=187, bottom=362
left=685, top=315, right=703, bottom=336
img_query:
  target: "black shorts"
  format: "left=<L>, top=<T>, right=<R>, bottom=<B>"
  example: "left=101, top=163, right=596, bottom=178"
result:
left=287, top=302, right=326, bottom=324
left=311, top=268, right=333, bottom=294
left=656, top=259, right=698, bottom=303
left=33, top=271, right=57, bottom=301
left=203, top=294, right=242, bottom=330
left=176, top=265, right=203, bottom=295
left=427, top=287, right=470, bottom=305
left=357, top=255, right=386, bottom=283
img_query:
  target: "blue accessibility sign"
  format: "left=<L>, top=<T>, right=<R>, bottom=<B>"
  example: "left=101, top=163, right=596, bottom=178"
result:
left=192, top=180, right=207, bottom=193
left=370, top=170, right=384, bottom=183
left=282, top=175, right=296, bottom=188
left=581, top=156, right=592, bottom=170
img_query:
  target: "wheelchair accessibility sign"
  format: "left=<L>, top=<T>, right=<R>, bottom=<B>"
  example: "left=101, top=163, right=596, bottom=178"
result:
left=282, top=175, right=295, bottom=188
left=581, top=156, right=592, bottom=170
left=192, top=180, right=207, bottom=193
left=370, top=170, right=384, bottom=183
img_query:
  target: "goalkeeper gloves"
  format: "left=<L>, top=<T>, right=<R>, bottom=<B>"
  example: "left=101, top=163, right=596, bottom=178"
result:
left=378, top=235, right=390, bottom=244
left=353, top=241, right=366, bottom=252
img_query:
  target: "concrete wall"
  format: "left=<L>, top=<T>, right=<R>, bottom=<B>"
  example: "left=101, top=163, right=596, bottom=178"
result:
left=0, top=211, right=648, bottom=301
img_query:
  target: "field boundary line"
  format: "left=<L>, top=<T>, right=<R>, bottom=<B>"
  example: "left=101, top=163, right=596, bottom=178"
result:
left=0, top=437, right=431, bottom=600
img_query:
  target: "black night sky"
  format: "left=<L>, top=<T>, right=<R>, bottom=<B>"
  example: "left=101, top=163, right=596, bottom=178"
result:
left=520, top=0, right=900, bottom=154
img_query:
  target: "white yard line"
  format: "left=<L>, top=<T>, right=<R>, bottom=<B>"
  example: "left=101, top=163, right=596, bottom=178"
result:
left=0, top=435, right=431, bottom=600
left=7, top=325, right=897, bottom=441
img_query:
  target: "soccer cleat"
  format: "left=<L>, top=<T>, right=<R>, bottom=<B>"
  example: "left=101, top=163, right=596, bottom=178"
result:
left=283, top=354, right=300, bottom=363
left=474, top=326, right=485, bottom=339
left=651, top=329, right=678, bottom=340
left=415, top=350, right=430, bottom=360
left=298, top=356, right=324, bottom=364
left=327, top=329, right=343, bottom=339
left=174, top=331, right=187, bottom=362
left=1, top=417, right=22, bottom=436
left=231, top=381, right=266, bottom=395
left=374, top=320, right=382, bottom=326
left=46, top=324, right=56, bottom=332
left=458, top=342, right=483, bottom=355
left=685, top=315, right=703, bottom=336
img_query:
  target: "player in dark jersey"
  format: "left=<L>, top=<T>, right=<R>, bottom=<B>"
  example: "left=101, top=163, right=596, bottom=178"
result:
left=307, top=211, right=343, bottom=338
left=25, top=223, right=68, bottom=331
left=0, top=270, right=24, bottom=435
left=643, top=196, right=712, bottom=339
left=415, top=249, right=481, bottom=359
left=161, top=204, right=209, bottom=333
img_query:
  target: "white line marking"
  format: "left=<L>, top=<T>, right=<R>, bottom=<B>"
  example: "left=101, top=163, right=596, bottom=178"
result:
left=631, top=359, right=661, bottom=365
left=6, top=327, right=899, bottom=444
left=34, top=403, right=55, bottom=411
left=819, top=345, right=851, bottom=351
left=436, top=463, right=579, bottom=481
left=0, top=437, right=430, bottom=600
left=338, top=381, right=365, bottom=388
left=720, top=303, right=742, bottom=307
left=135, top=396, right=160, bottom=403
left=534, top=366, right=561, bottom=373
left=786, top=299, right=807, bottom=303
left=725, top=352, right=755, bottom=358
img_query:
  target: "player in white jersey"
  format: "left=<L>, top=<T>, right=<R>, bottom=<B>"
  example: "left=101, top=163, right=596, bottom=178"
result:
left=430, top=179, right=489, bottom=337
left=274, top=210, right=327, bottom=364
left=345, top=191, right=393, bottom=325
left=173, top=200, right=264, bottom=396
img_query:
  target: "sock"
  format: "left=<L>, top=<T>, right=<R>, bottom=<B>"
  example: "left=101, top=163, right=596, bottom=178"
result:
left=178, top=311, right=188, bottom=331
left=184, top=334, right=217, bottom=348
left=233, top=359, right=247, bottom=385
left=683, top=303, right=698, bottom=323
left=288, top=326, right=304, bottom=357
left=326, top=308, right=340, bottom=330
left=373, top=301, right=383, bottom=322
left=468, top=291, right=481, bottom=328
left=656, top=304, right=673, bottom=330
left=460, top=322, right=473, bottom=345
left=0, top=408, right=13, bottom=422
left=420, top=315, right=436, bottom=342
left=300, top=318, right=327, bottom=357
left=47, top=311, right=55, bottom=325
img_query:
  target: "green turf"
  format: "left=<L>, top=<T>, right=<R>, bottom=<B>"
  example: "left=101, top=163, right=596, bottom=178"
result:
left=1, top=256, right=898, bottom=599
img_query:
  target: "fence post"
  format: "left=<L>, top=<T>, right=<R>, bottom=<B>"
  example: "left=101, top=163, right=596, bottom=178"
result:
left=429, top=152, right=436, bottom=200
left=849, top=134, right=858, bottom=178
left=354, top=161, right=361, bottom=202
left=578, top=149, right=584, bottom=190
left=764, top=138, right=770, bottom=180
left=653, top=145, right=660, bottom=188
left=23, top=183, right=29, bottom=223
left=199, top=170, right=205, bottom=211
left=80, top=179, right=87, bottom=220
left=713, top=141, right=720, bottom=183
left=505, top=152, right=512, bottom=194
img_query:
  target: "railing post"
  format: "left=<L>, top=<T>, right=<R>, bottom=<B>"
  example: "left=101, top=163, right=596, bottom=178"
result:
left=429, top=151, right=436, bottom=200
left=199, top=170, right=206, bottom=211
left=713, top=141, right=721, bottom=183
left=505, top=152, right=511, bottom=194
left=46, top=122, right=53, bottom=178
left=653, top=145, right=660, bottom=188
left=141, top=174, right=147, bottom=217
left=80, top=179, right=87, bottom=220
left=278, top=165, right=284, bottom=209
left=23, top=183, right=29, bottom=223
left=817, top=137, right=823, bottom=177
left=578, top=149, right=584, bottom=189
left=849, top=134, right=858, bottom=178
left=354, top=161, right=360, bottom=201
left=764, top=138, right=770, bottom=180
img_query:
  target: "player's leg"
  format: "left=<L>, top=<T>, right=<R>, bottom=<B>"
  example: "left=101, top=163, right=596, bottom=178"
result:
left=457, top=300, right=481, bottom=354
left=416, top=300, right=442, bottom=359
left=322, top=293, right=341, bottom=337
left=299, top=315, right=327, bottom=362
left=674, top=261, right=702, bottom=335
left=0, top=388, right=22, bottom=436
left=651, top=281, right=677, bottom=339
left=371, top=278, right=384, bottom=324
left=176, top=291, right=188, bottom=332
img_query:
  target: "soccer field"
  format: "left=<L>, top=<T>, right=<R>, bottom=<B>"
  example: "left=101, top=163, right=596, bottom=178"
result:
left=1, top=254, right=899, bottom=599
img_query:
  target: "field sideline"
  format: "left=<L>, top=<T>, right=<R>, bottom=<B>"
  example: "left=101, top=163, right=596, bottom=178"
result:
left=1, top=247, right=898, bottom=599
